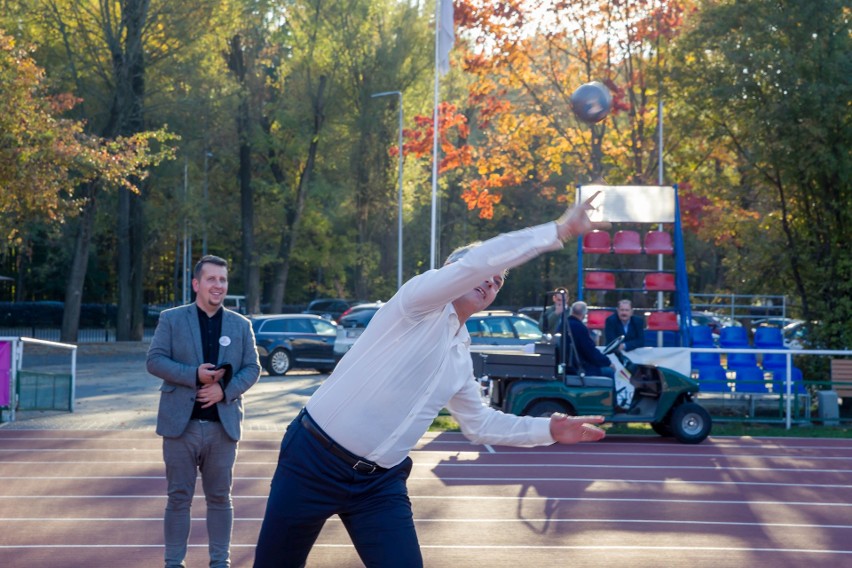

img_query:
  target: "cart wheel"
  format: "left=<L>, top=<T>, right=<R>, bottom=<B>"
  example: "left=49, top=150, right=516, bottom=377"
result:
left=670, top=402, right=712, bottom=444
left=524, top=400, right=573, bottom=418
left=651, top=421, right=673, bottom=437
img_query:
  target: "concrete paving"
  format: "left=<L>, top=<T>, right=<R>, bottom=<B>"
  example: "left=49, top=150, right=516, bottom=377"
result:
left=0, top=341, right=320, bottom=431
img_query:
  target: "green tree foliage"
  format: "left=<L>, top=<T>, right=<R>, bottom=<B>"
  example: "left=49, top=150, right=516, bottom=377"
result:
left=252, top=0, right=432, bottom=308
left=672, top=0, right=851, bottom=347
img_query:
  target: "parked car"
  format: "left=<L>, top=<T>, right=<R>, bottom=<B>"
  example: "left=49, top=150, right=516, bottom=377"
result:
left=465, top=310, right=543, bottom=348
left=751, top=317, right=802, bottom=336
left=224, top=295, right=246, bottom=315
left=333, top=302, right=385, bottom=360
left=783, top=320, right=816, bottom=350
left=251, top=314, right=337, bottom=375
left=303, top=298, right=354, bottom=321
left=517, top=305, right=544, bottom=324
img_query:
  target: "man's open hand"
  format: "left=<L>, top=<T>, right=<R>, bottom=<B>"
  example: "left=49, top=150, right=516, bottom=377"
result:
left=549, top=413, right=606, bottom=444
left=555, top=190, right=611, bottom=241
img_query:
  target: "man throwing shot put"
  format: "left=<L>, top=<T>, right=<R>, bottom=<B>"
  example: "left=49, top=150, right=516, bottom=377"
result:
left=253, top=194, right=609, bottom=568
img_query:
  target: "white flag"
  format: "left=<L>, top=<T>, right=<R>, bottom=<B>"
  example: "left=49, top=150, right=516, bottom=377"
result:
left=437, top=0, right=455, bottom=76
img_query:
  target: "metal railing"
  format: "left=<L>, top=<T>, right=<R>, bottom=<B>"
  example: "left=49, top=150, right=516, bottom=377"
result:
left=0, top=328, right=155, bottom=343
left=691, top=293, right=789, bottom=324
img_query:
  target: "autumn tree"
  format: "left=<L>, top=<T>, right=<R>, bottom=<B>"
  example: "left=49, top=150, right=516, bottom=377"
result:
left=0, top=30, right=174, bottom=338
left=672, top=0, right=852, bottom=347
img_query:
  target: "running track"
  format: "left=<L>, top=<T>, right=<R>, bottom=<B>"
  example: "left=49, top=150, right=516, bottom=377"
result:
left=1, top=431, right=851, bottom=567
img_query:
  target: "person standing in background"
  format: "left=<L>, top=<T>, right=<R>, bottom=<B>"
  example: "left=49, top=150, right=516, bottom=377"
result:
left=148, top=255, right=261, bottom=568
left=540, top=288, right=568, bottom=334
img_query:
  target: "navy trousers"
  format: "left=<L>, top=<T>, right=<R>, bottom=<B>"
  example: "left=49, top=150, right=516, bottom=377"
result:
left=253, top=412, right=421, bottom=568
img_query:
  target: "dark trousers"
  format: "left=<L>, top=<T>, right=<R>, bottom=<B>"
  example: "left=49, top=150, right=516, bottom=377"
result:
left=253, top=412, right=421, bottom=568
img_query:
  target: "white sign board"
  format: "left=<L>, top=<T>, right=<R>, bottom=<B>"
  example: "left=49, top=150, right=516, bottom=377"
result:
left=578, top=185, right=676, bottom=223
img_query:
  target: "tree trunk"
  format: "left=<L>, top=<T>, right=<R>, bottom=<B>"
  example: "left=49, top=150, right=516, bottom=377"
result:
left=269, top=75, right=327, bottom=313
left=228, top=34, right=260, bottom=315
left=115, top=0, right=148, bottom=341
left=61, top=183, right=98, bottom=343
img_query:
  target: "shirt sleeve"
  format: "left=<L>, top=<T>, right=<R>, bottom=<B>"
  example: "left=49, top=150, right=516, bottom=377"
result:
left=445, top=378, right=555, bottom=447
left=399, top=222, right=563, bottom=319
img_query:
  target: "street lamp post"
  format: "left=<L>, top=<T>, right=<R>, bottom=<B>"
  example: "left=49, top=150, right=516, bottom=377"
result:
left=371, top=90, right=404, bottom=289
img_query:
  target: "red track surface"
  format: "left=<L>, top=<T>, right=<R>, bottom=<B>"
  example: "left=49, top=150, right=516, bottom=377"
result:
left=1, top=431, right=851, bottom=567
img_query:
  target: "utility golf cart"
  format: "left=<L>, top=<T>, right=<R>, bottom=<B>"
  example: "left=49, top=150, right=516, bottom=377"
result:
left=471, top=333, right=712, bottom=444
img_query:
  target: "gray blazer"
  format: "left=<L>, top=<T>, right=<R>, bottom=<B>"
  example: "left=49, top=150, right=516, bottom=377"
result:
left=147, top=304, right=260, bottom=441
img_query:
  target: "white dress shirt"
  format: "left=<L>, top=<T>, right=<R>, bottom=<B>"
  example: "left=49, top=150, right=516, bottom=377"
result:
left=307, top=222, right=563, bottom=468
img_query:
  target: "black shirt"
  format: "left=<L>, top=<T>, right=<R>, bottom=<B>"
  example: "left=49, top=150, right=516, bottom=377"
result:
left=190, top=305, right=223, bottom=421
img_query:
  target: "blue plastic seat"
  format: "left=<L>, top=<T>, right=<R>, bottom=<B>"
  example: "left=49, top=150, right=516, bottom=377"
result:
left=719, top=326, right=749, bottom=348
left=696, top=365, right=730, bottom=392
left=734, top=366, right=769, bottom=393
left=645, top=330, right=681, bottom=347
left=760, top=342, right=804, bottom=394
left=768, top=367, right=806, bottom=394
left=691, top=325, right=715, bottom=347
left=727, top=352, right=758, bottom=369
left=692, top=350, right=721, bottom=367
left=754, top=326, right=784, bottom=348
left=762, top=352, right=795, bottom=369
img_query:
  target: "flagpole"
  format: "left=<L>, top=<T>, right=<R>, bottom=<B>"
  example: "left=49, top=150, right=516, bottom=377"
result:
left=430, top=1, right=441, bottom=270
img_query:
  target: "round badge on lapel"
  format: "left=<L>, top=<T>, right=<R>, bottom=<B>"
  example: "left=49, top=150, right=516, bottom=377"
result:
left=219, top=336, right=231, bottom=347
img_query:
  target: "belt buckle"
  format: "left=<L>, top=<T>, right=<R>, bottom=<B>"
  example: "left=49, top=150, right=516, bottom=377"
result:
left=353, top=460, right=377, bottom=474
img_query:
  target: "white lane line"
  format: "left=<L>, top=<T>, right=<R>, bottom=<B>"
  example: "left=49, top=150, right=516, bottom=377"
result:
left=0, top=494, right=849, bottom=507
left=0, top=543, right=849, bottom=554
left=407, top=476, right=852, bottom=489
left=1, top=475, right=850, bottom=490
left=3, top=448, right=851, bottom=463
left=3, top=432, right=851, bottom=450
left=4, top=460, right=850, bottom=475
left=1, top=517, right=850, bottom=530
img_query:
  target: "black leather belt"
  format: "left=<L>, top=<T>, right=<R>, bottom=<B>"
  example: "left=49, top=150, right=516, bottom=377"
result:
left=300, top=411, right=387, bottom=474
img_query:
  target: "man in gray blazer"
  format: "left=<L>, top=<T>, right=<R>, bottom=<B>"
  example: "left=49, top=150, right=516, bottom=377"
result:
left=148, top=255, right=260, bottom=568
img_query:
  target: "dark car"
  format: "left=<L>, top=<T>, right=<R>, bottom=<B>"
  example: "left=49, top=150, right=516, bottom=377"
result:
left=251, top=314, right=337, bottom=375
left=465, top=310, right=543, bottom=348
left=303, top=298, right=354, bottom=321
left=333, top=302, right=385, bottom=360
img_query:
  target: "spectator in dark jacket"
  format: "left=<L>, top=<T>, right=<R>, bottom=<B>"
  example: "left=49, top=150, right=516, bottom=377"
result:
left=604, top=299, right=645, bottom=352
left=562, top=301, right=615, bottom=377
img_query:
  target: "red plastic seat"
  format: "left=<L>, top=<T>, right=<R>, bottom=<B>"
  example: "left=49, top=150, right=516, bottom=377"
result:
left=612, top=230, right=642, bottom=254
left=644, top=272, right=676, bottom=291
left=644, top=231, right=673, bottom=254
left=586, top=310, right=613, bottom=330
left=583, top=271, right=616, bottom=290
left=647, top=311, right=679, bottom=331
left=582, top=230, right=611, bottom=254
